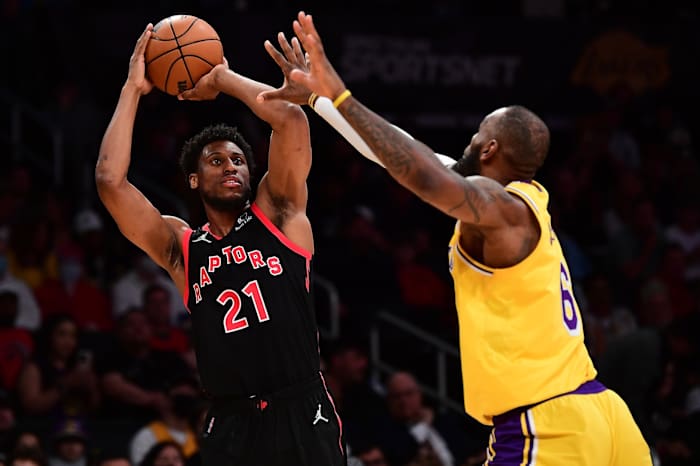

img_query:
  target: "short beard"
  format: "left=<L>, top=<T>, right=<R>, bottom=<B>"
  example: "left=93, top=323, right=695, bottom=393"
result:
left=200, top=187, right=252, bottom=213
left=451, top=148, right=481, bottom=177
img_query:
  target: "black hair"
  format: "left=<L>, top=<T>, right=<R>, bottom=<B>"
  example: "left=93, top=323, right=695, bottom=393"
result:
left=34, top=313, right=78, bottom=361
left=142, top=284, right=169, bottom=303
left=139, top=441, right=184, bottom=466
left=179, top=123, right=256, bottom=179
left=494, top=105, right=550, bottom=179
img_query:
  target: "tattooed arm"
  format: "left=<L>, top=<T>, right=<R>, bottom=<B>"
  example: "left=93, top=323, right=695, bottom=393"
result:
left=287, top=12, right=522, bottom=228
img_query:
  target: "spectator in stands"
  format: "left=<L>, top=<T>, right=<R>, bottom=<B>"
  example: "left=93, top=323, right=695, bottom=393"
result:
left=665, top=200, right=700, bottom=282
left=7, top=446, right=47, bottom=466
left=7, top=216, right=59, bottom=290
left=34, top=243, right=113, bottom=333
left=321, top=338, right=385, bottom=449
left=376, top=372, right=453, bottom=466
left=608, top=197, right=667, bottom=299
left=0, top=291, right=34, bottom=393
left=352, top=441, right=389, bottom=466
left=580, top=272, right=637, bottom=360
left=47, top=418, right=88, bottom=466
left=98, top=309, right=192, bottom=431
left=0, top=227, right=41, bottom=331
left=90, top=448, right=132, bottom=466
left=0, top=390, right=17, bottom=457
left=16, top=314, right=100, bottom=421
left=72, top=209, right=111, bottom=292
left=138, top=442, right=185, bottom=466
left=111, top=253, right=186, bottom=325
left=128, top=376, right=200, bottom=466
left=142, top=286, right=189, bottom=355
left=393, top=229, right=453, bottom=336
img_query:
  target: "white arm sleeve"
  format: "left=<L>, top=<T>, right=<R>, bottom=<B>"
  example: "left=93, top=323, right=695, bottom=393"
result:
left=312, top=96, right=456, bottom=169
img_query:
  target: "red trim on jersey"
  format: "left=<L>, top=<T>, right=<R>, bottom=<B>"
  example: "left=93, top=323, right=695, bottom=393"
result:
left=202, top=223, right=223, bottom=240
left=250, top=203, right=312, bottom=260
left=320, top=371, right=344, bottom=456
left=182, top=228, right=193, bottom=313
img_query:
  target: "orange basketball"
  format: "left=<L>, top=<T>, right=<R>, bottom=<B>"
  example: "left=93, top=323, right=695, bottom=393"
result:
left=145, top=15, right=224, bottom=96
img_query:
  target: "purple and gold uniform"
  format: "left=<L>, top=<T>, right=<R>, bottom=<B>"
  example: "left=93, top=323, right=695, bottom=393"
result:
left=448, top=180, right=651, bottom=465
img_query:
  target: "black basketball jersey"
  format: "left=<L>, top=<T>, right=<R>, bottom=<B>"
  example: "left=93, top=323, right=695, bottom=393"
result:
left=183, top=203, right=320, bottom=398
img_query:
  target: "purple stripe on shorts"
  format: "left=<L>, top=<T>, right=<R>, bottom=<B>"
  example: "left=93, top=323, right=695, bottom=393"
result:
left=493, top=379, right=607, bottom=424
left=489, top=412, right=526, bottom=465
left=524, top=412, right=534, bottom=465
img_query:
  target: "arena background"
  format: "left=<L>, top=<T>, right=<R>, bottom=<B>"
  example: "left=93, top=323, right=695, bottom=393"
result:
left=0, top=1, right=699, bottom=465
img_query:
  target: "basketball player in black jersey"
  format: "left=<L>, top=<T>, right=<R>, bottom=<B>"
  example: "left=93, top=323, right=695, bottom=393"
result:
left=96, top=23, right=345, bottom=466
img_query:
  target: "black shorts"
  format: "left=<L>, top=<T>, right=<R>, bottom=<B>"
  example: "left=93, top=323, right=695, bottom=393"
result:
left=200, top=374, right=346, bottom=466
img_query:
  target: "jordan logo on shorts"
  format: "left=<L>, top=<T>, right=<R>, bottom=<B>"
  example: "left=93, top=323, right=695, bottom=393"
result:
left=313, top=403, right=329, bottom=425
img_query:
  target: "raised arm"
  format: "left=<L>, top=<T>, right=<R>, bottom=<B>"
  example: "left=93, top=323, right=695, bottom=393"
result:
left=288, top=12, right=518, bottom=228
left=179, top=45, right=311, bottom=220
left=258, top=34, right=457, bottom=171
left=95, top=24, right=188, bottom=288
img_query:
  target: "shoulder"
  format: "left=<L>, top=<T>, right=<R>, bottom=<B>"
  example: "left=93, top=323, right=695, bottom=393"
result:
left=163, top=215, right=192, bottom=242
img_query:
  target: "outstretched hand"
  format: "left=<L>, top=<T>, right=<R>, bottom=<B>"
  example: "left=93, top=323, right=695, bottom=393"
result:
left=126, top=23, right=154, bottom=95
left=288, top=11, right=348, bottom=102
left=177, top=58, right=229, bottom=101
left=257, top=32, right=312, bottom=105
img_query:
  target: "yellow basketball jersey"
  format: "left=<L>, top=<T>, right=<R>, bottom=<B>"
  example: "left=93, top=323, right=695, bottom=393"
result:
left=448, top=180, right=597, bottom=425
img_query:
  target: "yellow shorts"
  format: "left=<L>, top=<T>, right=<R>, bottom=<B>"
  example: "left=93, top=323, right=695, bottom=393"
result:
left=485, top=380, right=652, bottom=466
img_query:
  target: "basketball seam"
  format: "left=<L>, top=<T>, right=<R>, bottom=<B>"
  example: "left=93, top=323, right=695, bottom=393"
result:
left=146, top=39, right=220, bottom=65
left=180, top=54, right=220, bottom=67
left=169, top=17, right=197, bottom=93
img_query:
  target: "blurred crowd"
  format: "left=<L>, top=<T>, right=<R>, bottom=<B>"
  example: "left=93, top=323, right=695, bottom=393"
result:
left=1, top=1, right=700, bottom=466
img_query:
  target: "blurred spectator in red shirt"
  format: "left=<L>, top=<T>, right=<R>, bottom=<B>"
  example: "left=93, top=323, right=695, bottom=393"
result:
left=0, top=290, right=34, bottom=393
left=143, top=285, right=189, bottom=355
left=34, top=243, right=113, bottom=333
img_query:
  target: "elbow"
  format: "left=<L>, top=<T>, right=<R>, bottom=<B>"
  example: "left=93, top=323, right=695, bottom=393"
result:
left=95, top=167, right=123, bottom=192
left=274, top=103, right=308, bottom=129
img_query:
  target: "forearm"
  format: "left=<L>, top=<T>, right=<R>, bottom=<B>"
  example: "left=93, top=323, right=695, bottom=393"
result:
left=311, top=96, right=456, bottom=169
left=338, top=97, right=442, bottom=194
left=21, top=388, right=61, bottom=414
left=216, top=69, right=300, bottom=128
left=95, top=84, right=140, bottom=187
left=102, top=374, right=156, bottom=406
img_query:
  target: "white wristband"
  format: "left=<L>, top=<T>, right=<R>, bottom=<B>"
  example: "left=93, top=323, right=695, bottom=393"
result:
left=311, top=96, right=456, bottom=169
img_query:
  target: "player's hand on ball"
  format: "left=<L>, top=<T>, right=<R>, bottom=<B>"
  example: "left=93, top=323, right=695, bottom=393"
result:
left=177, top=58, right=228, bottom=101
left=126, top=23, right=154, bottom=95
left=257, top=32, right=311, bottom=105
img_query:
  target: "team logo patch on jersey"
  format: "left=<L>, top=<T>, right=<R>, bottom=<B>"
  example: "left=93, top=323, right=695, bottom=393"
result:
left=193, top=231, right=212, bottom=244
left=235, top=212, right=253, bottom=231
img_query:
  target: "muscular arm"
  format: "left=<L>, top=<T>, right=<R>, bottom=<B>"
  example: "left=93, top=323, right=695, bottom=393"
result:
left=95, top=84, right=186, bottom=281
left=95, top=24, right=187, bottom=289
left=214, top=69, right=311, bottom=216
left=339, top=98, right=517, bottom=227
left=289, top=12, right=516, bottom=228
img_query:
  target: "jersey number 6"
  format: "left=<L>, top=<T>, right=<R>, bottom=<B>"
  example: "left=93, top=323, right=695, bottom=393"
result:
left=217, top=280, right=270, bottom=333
left=560, top=263, right=581, bottom=336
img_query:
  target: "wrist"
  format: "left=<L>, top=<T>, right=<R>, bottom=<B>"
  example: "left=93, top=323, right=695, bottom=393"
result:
left=212, top=65, right=229, bottom=88
left=122, top=81, right=143, bottom=97
left=332, top=89, right=352, bottom=108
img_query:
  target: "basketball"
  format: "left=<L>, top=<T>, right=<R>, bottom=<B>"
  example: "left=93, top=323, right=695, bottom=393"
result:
left=145, top=15, right=224, bottom=96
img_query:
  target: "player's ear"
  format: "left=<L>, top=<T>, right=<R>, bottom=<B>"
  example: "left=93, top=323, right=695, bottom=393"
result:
left=189, top=174, right=198, bottom=189
left=481, top=139, right=498, bottom=161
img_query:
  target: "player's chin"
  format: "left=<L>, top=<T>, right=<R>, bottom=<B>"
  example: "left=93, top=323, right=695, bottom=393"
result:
left=202, top=190, right=249, bottom=211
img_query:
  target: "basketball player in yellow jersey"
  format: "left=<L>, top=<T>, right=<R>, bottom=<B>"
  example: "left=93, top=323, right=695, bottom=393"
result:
left=258, top=12, right=654, bottom=466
